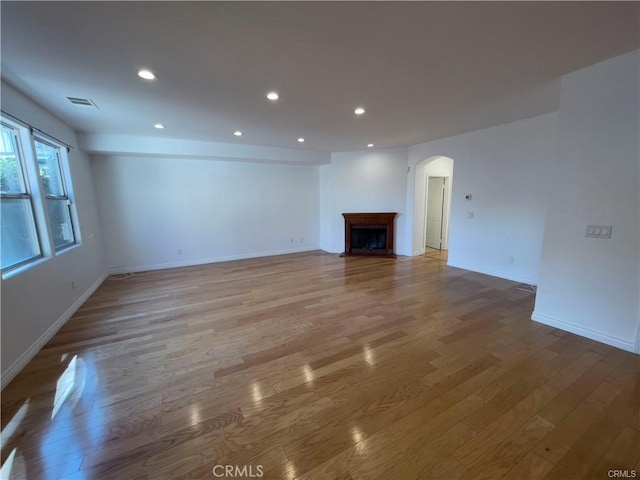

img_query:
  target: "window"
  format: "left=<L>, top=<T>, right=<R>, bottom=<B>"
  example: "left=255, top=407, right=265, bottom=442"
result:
left=35, top=140, right=75, bottom=249
left=0, top=116, right=79, bottom=275
left=0, top=123, right=41, bottom=270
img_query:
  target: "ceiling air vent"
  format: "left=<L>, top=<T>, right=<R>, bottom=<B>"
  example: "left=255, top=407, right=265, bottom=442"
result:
left=66, top=96, right=98, bottom=108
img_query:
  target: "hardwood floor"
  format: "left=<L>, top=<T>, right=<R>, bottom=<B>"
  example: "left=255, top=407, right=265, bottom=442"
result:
left=1, top=250, right=638, bottom=480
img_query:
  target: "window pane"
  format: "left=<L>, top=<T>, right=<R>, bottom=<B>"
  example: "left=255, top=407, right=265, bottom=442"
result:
left=35, top=141, right=64, bottom=196
left=46, top=199, right=74, bottom=249
left=1, top=198, right=41, bottom=269
left=0, top=125, right=24, bottom=194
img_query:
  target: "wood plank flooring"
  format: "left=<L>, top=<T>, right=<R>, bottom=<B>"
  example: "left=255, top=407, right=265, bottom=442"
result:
left=1, top=250, right=638, bottom=479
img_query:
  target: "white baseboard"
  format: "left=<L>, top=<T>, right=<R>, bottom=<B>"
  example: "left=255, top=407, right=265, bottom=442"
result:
left=531, top=311, right=635, bottom=353
left=1, top=272, right=108, bottom=390
left=320, top=248, right=341, bottom=254
left=107, top=247, right=321, bottom=274
left=447, top=260, right=537, bottom=286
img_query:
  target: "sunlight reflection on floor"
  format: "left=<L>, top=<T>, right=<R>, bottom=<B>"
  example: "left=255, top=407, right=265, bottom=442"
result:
left=1, top=399, right=30, bottom=450
left=0, top=448, right=26, bottom=479
left=51, top=355, right=87, bottom=420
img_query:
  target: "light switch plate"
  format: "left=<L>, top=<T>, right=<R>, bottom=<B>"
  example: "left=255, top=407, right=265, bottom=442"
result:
left=586, top=225, right=612, bottom=239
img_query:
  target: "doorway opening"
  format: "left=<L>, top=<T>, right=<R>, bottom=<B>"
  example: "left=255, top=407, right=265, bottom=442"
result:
left=426, top=176, right=448, bottom=250
left=412, top=156, right=454, bottom=257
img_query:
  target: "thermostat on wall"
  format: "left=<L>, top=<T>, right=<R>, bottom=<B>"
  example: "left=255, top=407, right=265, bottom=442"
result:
left=465, top=194, right=472, bottom=201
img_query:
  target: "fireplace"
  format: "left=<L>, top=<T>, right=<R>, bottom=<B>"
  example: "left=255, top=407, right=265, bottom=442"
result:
left=341, top=212, right=397, bottom=257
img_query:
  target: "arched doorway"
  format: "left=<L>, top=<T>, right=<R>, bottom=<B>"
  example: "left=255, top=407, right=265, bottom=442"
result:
left=412, top=156, right=454, bottom=256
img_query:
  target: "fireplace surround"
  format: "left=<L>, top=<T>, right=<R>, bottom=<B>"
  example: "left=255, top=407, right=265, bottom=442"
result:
left=341, top=212, right=397, bottom=257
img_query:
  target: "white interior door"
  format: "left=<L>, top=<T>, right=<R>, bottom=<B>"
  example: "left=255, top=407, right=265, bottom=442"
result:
left=425, top=177, right=445, bottom=249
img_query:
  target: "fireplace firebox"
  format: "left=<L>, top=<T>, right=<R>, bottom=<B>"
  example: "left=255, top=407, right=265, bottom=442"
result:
left=341, top=212, right=397, bottom=257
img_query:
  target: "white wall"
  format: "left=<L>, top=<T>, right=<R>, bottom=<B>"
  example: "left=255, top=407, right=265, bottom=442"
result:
left=321, top=147, right=410, bottom=255
left=92, top=155, right=320, bottom=272
left=533, top=50, right=640, bottom=353
left=1, top=82, right=106, bottom=386
left=319, top=164, right=332, bottom=252
left=407, top=112, right=558, bottom=285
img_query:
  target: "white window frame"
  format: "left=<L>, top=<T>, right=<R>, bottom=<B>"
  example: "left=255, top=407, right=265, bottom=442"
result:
left=1, top=115, right=81, bottom=278
left=0, top=121, right=43, bottom=271
left=34, top=136, right=78, bottom=251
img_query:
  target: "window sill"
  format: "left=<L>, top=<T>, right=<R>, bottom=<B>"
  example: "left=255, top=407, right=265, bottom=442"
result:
left=1, top=243, right=81, bottom=280
left=55, top=242, right=81, bottom=256
left=2, top=256, right=49, bottom=280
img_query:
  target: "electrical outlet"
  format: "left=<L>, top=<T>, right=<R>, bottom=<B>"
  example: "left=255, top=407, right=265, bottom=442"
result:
left=300, top=237, right=304, bottom=243
left=466, top=211, right=474, bottom=219
left=177, top=248, right=182, bottom=255
left=290, top=238, right=294, bottom=243
left=508, top=256, right=514, bottom=265
left=71, top=281, right=76, bottom=289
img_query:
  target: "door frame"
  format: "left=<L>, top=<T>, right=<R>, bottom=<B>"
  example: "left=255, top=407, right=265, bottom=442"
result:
left=425, top=176, right=446, bottom=249
left=411, top=156, right=454, bottom=256
left=424, top=175, right=451, bottom=251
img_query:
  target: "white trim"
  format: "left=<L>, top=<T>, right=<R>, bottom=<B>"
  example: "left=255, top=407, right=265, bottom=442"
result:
left=107, top=247, right=320, bottom=274
left=1, top=272, right=107, bottom=390
left=531, top=311, right=636, bottom=353
left=447, top=260, right=538, bottom=286
left=319, top=248, right=342, bottom=255
left=634, top=314, right=640, bottom=354
left=412, top=249, right=425, bottom=256
left=1, top=256, right=49, bottom=280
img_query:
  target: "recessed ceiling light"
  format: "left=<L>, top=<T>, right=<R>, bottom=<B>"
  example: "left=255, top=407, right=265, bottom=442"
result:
left=354, top=107, right=365, bottom=115
left=267, top=91, right=279, bottom=101
left=234, top=131, right=243, bottom=136
left=297, top=138, right=305, bottom=143
left=367, top=143, right=374, bottom=148
left=138, top=69, right=156, bottom=80
left=154, top=123, right=165, bottom=129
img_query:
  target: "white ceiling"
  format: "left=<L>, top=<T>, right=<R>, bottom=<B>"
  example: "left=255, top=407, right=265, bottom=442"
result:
left=1, top=2, right=638, bottom=152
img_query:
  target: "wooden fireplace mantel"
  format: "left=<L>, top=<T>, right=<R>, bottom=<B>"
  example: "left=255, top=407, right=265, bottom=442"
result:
left=341, top=212, right=397, bottom=257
